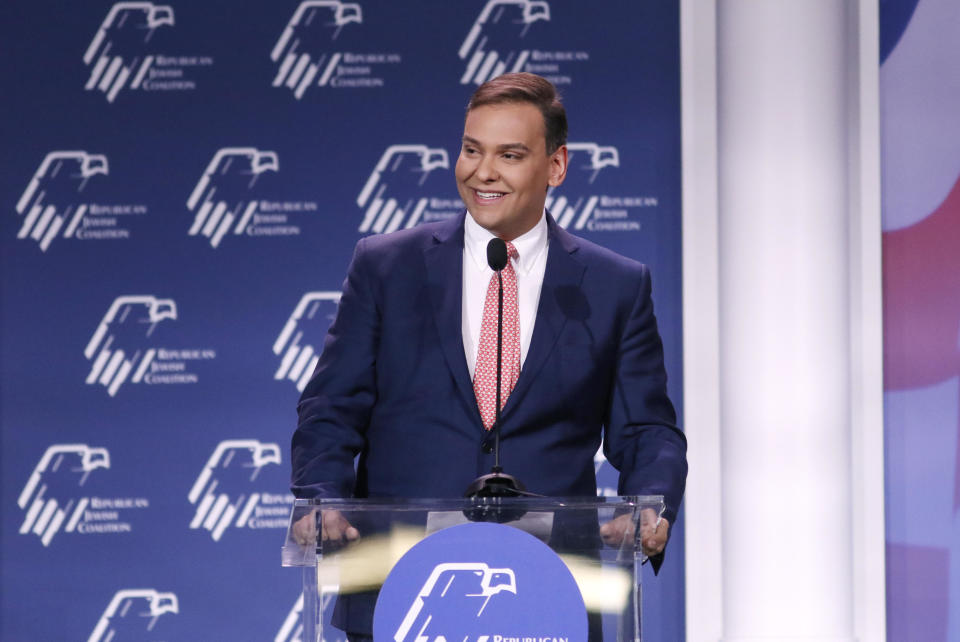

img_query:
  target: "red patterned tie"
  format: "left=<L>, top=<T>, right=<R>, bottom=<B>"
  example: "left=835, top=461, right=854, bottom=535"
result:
left=473, top=241, right=521, bottom=431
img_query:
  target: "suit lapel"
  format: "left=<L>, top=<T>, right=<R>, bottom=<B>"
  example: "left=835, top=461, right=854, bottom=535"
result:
left=500, top=215, right=585, bottom=424
left=422, top=214, right=481, bottom=425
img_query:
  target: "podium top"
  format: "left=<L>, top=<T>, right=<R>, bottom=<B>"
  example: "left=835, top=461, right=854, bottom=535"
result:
left=282, top=495, right=665, bottom=567
left=290, top=495, right=664, bottom=510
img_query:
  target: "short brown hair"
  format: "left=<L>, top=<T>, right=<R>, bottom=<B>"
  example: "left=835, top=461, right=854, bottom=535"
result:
left=466, top=72, right=567, bottom=154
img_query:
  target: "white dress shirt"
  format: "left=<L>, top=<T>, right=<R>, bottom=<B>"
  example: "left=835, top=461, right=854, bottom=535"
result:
left=462, top=211, right=549, bottom=379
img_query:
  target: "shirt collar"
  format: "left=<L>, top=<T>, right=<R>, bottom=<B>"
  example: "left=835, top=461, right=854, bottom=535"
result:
left=463, top=210, right=548, bottom=276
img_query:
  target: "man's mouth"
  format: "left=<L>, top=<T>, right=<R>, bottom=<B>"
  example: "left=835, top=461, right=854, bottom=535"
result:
left=474, top=190, right=506, bottom=202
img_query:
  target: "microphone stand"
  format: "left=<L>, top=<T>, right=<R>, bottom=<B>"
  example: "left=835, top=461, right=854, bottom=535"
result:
left=465, top=242, right=540, bottom=521
left=493, top=268, right=504, bottom=474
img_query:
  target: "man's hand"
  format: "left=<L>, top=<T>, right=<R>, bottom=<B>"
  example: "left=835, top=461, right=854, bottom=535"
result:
left=292, top=510, right=318, bottom=547
left=291, top=509, right=360, bottom=549
left=599, top=508, right=670, bottom=557
left=320, top=509, right=360, bottom=545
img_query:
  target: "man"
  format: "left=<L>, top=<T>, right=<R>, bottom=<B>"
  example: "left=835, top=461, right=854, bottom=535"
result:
left=291, top=73, right=686, bottom=637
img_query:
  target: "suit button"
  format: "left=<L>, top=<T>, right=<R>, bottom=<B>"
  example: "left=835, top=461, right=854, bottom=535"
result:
left=481, top=433, right=495, bottom=453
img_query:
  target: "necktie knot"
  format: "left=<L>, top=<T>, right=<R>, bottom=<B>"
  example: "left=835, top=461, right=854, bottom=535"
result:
left=505, top=241, right=519, bottom=264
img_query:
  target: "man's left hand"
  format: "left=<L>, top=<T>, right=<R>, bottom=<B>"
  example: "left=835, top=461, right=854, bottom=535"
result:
left=599, top=508, right=670, bottom=557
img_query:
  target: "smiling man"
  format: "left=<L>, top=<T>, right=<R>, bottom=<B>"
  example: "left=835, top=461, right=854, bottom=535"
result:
left=292, top=73, right=687, bottom=641
left=455, top=89, right=567, bottom=241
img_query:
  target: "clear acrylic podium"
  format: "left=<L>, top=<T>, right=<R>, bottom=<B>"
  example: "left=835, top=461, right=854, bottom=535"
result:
left=282, top=496, right=664, bottom=641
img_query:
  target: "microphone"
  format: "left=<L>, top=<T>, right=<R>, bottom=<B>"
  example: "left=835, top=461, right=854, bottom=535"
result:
left=487, top=237, right=508, bottom=271
left=464, top=238, right=534, bottom=513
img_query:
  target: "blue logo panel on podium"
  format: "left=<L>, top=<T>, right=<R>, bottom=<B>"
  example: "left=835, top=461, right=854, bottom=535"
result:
left=375, top=522, right=587, bottom=642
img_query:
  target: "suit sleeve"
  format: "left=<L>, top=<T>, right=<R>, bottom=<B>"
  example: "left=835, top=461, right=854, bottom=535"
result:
left=603, top=264, right=687, bottom=525
left=291, top=238, right=379, bottom=499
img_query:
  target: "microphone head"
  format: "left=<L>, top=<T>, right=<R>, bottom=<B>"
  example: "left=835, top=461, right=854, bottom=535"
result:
left=486, top=238, right=508, bottom=271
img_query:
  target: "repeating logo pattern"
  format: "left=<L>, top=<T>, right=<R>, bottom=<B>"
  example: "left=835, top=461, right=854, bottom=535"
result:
left=549, top=141, right=620, bottom=231
left=187, top=439, right=285, bottom=541
left=276, top=593, right=342, bottom=642
left=549, top=141, right=654, bottom=232
left=17, top=444, right=111, bottom=547
left=271, top=1, right=363, bottom=97
left=187, top=147, right=280, bottom=248
left=567, top=142, right=620, bottom=185
left=458, top=0, right=551, bottom=85
left=84, top=295, right=178, bottom=396
left=276, top=593, right=306, bottom=642
left=357, top=145, right=452, bottom=233
left=15, top=151, right=109, bottom=251
left=83, top=3, right=176, bottom=102
left=16, top=444, right=150, bottom=546
left=88, top=589, right=179, bottom=642
left=273, top=292, right=341, bottom=392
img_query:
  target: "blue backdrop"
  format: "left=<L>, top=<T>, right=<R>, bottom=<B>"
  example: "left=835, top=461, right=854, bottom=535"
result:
left=0, top=1, right=684, bottom=639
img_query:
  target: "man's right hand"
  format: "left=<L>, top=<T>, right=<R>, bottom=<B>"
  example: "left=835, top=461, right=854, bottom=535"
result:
left=292, top=509, right=360, bottom=549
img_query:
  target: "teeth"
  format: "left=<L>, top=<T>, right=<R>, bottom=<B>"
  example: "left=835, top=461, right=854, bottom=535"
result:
left=476, top=191, right=503, bottom=199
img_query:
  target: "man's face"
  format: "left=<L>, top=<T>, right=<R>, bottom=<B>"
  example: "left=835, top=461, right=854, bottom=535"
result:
left=456, top=102, right=567, bottom=241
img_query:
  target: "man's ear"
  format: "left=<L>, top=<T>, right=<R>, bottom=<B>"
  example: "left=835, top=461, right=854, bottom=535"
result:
left=548, top=145, right=568, bottom=188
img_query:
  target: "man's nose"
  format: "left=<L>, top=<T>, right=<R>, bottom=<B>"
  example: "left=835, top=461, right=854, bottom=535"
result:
left=476, top=155, right=499, bottom=182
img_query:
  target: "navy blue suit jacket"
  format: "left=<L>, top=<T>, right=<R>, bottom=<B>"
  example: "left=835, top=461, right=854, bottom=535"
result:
left=292, top=211, right=686, bottom=524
